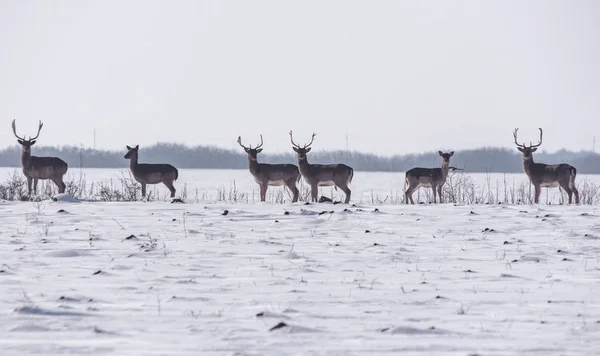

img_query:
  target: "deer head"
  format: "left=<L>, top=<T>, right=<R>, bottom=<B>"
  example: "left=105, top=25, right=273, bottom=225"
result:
left=289, top=130, right=316, bottom=160
left=124, top=145, right=140, bottom=159
left=513, top=128, right=543, bottom=160
left=237, top=135, right=264, bottom=161
left=12, top=119, right=43, bottom=154
left=438, top=151, right=454, bottom=164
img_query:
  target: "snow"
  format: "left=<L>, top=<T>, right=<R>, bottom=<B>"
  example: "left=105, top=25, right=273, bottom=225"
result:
left=1, top=199, right=599, bottom=355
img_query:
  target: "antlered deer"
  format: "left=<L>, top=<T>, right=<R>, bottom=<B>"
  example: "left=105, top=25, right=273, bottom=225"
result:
left=237, top=135, right=300, bottom=202
left=11, top=119, right=68, bottom=197
left=289, top=131, right=354, bottom=204
left=124, top=145, right=179, bottom=198
left=513, top=128, right=579, bottom=204
left=405, top=151, right=454, bottom=204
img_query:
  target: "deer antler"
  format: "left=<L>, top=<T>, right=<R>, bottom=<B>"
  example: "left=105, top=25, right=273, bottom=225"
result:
left=513, top=127, right=543, bottom=148
left=290, top=131, right=317, bottom=149
left=513, top=128, right=526, bottom=148
left=237, top=136, right=251, bottom=150
left=530, top=128, right=543, bottom=148
left=29, top=120, right=43, bottom=140
left=11, top=119, right=25, bottom=140
left=305, top=132, right=316, bottom=148
left=255, top=134, right=264, bottom=150
left=289, top=130, right=302, bottom=148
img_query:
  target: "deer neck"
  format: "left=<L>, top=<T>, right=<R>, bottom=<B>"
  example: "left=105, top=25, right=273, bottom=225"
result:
left=441, top=160, right=450, bottom=178
left=248, top=157, right=260, bottom=174
left=129, top=154, right=139, bottom=171
left=21, top=149, right=32, bottom=168
left=297, top=156, right=311, bottom=171
left=522, top=155, right=535, bottom=175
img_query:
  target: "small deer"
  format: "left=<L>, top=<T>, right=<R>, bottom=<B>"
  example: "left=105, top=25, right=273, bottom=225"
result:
left=124, top=145, right=179, bottom=198
left=405, top=151, right=454, bottom=204
left=237, top=135, right=300, bottom=202
left=513, top=128, right=579, bottom=204
left=289, top=131, right=354, bottom=204
left=11, top=119, right=68, bottom=197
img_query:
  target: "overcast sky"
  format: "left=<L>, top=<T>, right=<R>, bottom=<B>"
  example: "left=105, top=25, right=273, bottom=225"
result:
left=1, top=0, right=599, bottom=155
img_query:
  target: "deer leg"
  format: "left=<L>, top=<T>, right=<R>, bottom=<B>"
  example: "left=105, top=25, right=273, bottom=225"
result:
left=311, top=184, right=318, bottom=202
left=58, top=178, right=66, bottom=194
left=33, top=178, right=39, bottom=195
left=285, top=180, right=299, bottom=203
left=432, top=186, right=437, bottom=203
left=437, top=185, right=443, bottom=203
left=561, top=185, right=573, bottom=204
left=573, top=186, right=580, bottom=205
left=51, top=177, right=66, bottom=194
left=164, top=181, right=176, bottom=198
left=260, top=183, right=268, bottom=202
left=534, top=185, right=541, bottom=204
left=26, top=177, right=33, bottom=197
left=405, top=185, right=416, bottom=204
left=338, top=184, right=351, bottom=204
left=141, top=183, right=147, bottom=197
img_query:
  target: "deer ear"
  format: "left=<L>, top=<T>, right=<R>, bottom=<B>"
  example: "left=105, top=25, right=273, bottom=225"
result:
left=305, top=147, right=312, bottom=153
left=126, top=145, right=132, bottom=150
left=30, top=140, right=36, bottom=145
left=517, top=147, right=524, bottom=153
left=135, top=145, right=139, bottom=150
left=257, top=148, right=263, bottom=153
left=438, top=151, right=443, bottom=156
left=449, top=151, right=454, bottom=156
left=531, top=147, right=537, bottom=152
left=292, top=147, right=299, bottom=153
left=17, top=139, right=24, bottom=145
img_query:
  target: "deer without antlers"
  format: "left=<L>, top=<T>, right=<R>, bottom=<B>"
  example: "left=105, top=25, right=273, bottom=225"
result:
left=513, top=128, right=579, bottom=204
left=124, top=145, right=179, bottom=198
left=289, top=131, right=354, bottom=204
left=12, top=119, right=68, bottom=197
left=237, top=135, right=300, bottom=202
left=405, top=151, right=454, bottom=204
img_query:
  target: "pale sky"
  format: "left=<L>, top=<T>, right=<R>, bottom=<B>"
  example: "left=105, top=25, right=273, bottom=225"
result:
left=1, top=0, right=599, bottom=155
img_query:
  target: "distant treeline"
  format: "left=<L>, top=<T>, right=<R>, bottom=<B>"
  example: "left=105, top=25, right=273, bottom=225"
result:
left=1, top=143, right=599, bottom=173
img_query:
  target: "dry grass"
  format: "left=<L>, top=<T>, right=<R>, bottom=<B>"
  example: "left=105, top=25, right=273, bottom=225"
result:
left=0, top=168, right=598, bottom=205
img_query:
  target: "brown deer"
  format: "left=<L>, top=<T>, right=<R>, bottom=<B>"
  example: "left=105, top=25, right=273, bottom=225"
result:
left=513, top=128, right=579, bottom=204
left=124, top=145, right=179, bottom=198
left=289, top=131, right=354, bottom=204
left=11, top=119, right=68, bottom=197
left=237, top=135, right=300, bottom=202
left=405, top=151, right=454, bottom=204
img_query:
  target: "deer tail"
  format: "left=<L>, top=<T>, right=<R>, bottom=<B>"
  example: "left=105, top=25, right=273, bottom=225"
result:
left=174, top=168, right=179, bottom=181
left=348, top=168, right=354, bottom=184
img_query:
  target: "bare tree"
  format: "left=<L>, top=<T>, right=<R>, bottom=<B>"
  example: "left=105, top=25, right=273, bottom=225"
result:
left=405, top=151, right=454, bottom=204
left=11, top=119, right=68, bottom=197
left=124, top=145, right=179, bottom=198
left=289, top=131, right=354, bottom=203
left=513, top=128, right=579, bottom=204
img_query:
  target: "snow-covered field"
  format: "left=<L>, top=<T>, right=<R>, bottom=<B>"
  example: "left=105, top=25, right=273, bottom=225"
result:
left=1, top=196, right=599, bottom=355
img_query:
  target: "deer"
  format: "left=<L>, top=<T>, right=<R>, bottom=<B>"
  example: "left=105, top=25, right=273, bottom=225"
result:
left=124, top=145, right=179, bottom=198
left=513, top=128, right=579, bottom=204
left=289, top=131, right=354, bottom=204
left=11, top=119, right=68, bottom=197
left=237, top=135, right=301, bottom=202
left=405, top=151, right=454, bottom=204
